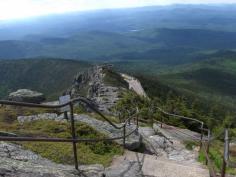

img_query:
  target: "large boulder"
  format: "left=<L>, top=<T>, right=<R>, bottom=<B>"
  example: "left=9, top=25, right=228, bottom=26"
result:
left=138, top=126, right=173, bottom=155
left=138, top=127, right=155, bottom=137
left=8, top=89, right=45, bottom=103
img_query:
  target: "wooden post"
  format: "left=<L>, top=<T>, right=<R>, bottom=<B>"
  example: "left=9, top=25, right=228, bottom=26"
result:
left=118, top=112, right=121, bottom=123
left=123, top=124, right=126, bottom=150
left=136, top=115, right=139, bottom=127
left=64, top=112, right=68, bottom=120
left=128, top=111, right=131, bottom=126
left=206, top=129, right=211, bottom=165
left=161, top=116, right=163, bottom=128
left=70, top=103, right=78, bottom=170
left=221, top=158, right=227, bottom=177
left=200, top=123, right=204, bottom=151
left=221, top=129, right=229, bottom=177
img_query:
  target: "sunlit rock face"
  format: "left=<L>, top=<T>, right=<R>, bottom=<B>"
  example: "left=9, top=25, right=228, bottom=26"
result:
left=68, top=65, right=127, bottom=115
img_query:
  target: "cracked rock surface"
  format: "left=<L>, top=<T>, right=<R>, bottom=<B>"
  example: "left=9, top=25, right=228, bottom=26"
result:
left=0, top=142, right=105, bottom=177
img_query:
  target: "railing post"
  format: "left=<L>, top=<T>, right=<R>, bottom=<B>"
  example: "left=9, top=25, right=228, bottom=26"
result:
left=206, top=129, right=211, bottom=165
left=118, top=112, right=121, bottom=123
left=70, top=103, right=78, bottom=170
left=161, top=116, right=163, bottom=128
left=151, top=115, right=154, bottom=127
left=200, top=123, right=204, bottom=151
left=123, top=124, right=126, bottom=150
left=128, top=112, right=131, bottom=126
left=64, top=111, right=68, bottom=120
left=136, top=115, right=139, bottom=128
left=221, top=128, right=229, bottom=177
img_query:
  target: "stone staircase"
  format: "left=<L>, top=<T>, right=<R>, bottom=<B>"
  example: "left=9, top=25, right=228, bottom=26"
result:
left=106, top=150, right=209, bottom=177
left=106, top=124, right=210, bottom=177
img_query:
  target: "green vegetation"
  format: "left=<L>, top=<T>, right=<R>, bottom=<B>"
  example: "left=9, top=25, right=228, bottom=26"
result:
left=0, top=106, right=122, bottom=166
left=113, top=51, right=236, bottom=129
left=0, top=58, right=91, bottom=100
left=114, top=87, right=236, bottom=174
left=20, top=121, right=122, bottom=166
left=198, top=140, right=236, bottom=175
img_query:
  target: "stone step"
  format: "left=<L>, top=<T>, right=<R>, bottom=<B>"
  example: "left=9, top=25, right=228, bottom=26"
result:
left=142, top=156, right=209, bottom=177
left=108, top=151, right=209, bottom=177
left=117, top=151, right=205, bottom=169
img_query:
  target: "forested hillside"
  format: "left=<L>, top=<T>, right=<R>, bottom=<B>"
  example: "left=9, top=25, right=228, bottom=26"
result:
left=1, top=5, right=236, bottom=62
left=0, top=59, right=91, bottom=100
left=113, top=51, right=236, bottom=120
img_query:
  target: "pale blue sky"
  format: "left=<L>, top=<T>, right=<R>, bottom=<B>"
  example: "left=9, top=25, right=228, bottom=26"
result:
left=0, top=0, right=236, bottom=20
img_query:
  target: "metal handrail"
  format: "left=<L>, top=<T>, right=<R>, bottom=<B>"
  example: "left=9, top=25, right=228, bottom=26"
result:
left=0, top=126, right=138, bottom=143
left=143, top=107, right=222, bottom=177
left=0, top=97, right=139, bottom=170
left=0, top=98, right=230, bottom=176
left=155, top=106, right=204, bottom=127
left=0, top=97, right=124, bottom=129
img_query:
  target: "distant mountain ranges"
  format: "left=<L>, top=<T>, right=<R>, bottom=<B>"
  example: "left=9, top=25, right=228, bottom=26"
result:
left=1, top=5, right=236, bottom=62
left=1, top=4, right=236, bottom=111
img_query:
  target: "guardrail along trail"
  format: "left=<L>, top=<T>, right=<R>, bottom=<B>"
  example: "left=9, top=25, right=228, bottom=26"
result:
left=0, top=98, right=232, bottom=177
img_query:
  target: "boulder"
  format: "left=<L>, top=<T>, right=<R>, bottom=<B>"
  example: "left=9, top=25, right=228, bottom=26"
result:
left=138, top=126, right=173, bottom=155
left=138, top=127, right=155, bottom=137
left=144, top=135, right=173, bottom=155
left=9, top=89, right=45, bottom=103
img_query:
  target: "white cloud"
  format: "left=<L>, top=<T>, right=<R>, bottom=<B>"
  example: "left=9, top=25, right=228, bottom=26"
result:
left=0, top=0, right=236, bottom=21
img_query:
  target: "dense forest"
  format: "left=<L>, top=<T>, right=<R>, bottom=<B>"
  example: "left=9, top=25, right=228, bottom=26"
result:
left=114, top=74, right=236, bottom=135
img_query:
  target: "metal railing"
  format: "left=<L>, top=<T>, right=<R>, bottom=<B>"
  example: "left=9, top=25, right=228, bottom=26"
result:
left=140, top=106, right=232, bottom=177
left=0, top=98, right=232, bottom=176
left=0, top=97, right=139, bottom=170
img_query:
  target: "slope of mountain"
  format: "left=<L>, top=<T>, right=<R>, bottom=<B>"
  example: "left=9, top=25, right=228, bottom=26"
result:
left=153, top=52, right=236, bottom=109
left=111, top=51, right=236, bottom=111
left=0, top=58, right=91, bottom=100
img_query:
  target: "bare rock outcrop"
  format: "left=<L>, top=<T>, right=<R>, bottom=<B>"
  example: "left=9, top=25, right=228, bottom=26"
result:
left=0, top=142, right=105, bottom=177
left=8, top=89, right=45, bottom=104
left=68, top=65, right=127, bottom=115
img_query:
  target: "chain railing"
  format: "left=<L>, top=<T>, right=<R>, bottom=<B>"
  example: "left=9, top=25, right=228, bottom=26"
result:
left=0, top=97, right=139, bottom=170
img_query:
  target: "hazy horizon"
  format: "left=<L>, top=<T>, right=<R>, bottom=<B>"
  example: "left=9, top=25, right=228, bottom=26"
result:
left=1, top=0, right=236, bottom=21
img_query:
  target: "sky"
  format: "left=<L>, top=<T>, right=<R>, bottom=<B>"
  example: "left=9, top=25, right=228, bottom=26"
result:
left=0, top=0, right=236, bottom=21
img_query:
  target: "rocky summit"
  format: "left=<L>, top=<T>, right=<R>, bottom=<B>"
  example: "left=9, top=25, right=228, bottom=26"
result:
left=68, top=65, right=128, bottom=114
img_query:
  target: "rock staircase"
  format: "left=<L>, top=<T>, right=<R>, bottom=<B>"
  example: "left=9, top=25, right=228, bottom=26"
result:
left=106, top=151, right=209, bottom=177
left=106, top=124, right=210, bottom=177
